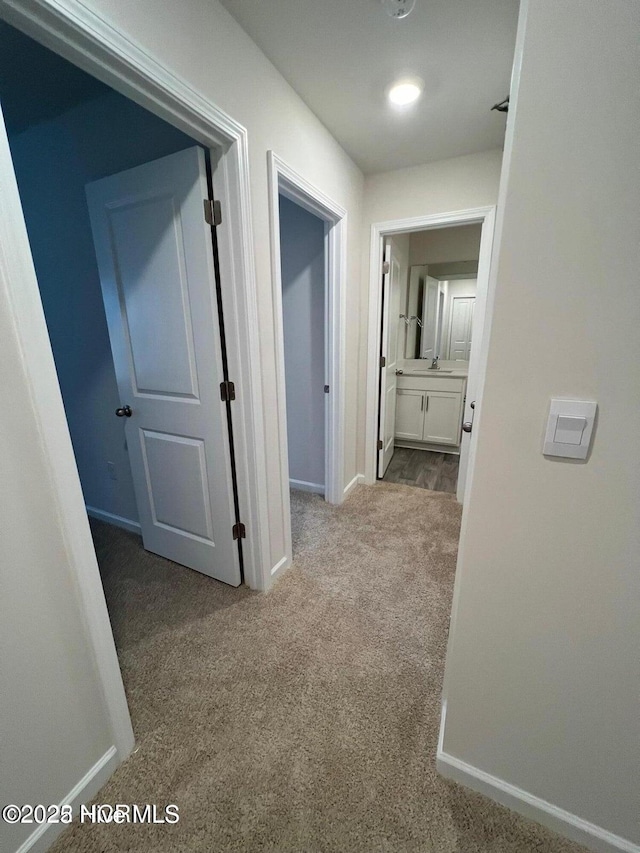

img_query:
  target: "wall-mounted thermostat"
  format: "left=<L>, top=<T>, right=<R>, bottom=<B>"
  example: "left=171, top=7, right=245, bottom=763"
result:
left=543, top=399, right=597, bottom=460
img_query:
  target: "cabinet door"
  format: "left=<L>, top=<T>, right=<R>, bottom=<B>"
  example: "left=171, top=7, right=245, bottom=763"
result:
left=395, top=390, right=425, bottom=441
left=423, top=391, right=463, bottom=445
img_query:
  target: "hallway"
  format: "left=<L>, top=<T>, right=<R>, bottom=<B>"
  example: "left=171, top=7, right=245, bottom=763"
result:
left=52, top=485, right=587, bottom=852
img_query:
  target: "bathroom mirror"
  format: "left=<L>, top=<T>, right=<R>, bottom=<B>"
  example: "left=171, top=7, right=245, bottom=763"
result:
left=403, top=261, right=478, bottom=362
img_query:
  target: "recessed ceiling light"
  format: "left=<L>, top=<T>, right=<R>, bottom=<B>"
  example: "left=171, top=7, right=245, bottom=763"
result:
left=388, top=80, right=423, bottom=106
left=381, top=0, right=416, bottom=19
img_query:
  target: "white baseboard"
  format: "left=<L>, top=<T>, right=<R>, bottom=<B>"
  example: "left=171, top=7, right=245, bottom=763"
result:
left=343, top=473, right=365, bottom=498
left=86, top=506, right=141, bottom=534
left=289, top=479, right=324, bottom=495
left=15, top=746, right=119, bottom=853
left=437, top=749, right=639, bottom=853
left=395, top=440, right=460, bottom=455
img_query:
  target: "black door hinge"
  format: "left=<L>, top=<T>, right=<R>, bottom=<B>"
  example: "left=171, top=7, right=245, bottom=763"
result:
left=377, top=439, right=383, bottom=450
left=220, top=380, right=236, bottom=402
left=204, top=198, right=222, bottom=227
left=232, top=522, right=246, bottom=540
left=380, top=356, right=386, bottom=368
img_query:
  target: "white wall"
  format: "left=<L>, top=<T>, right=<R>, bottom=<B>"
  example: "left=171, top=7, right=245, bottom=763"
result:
left=279, top=195, right=326, bottom=491
left=0, top=109, right=124, bottom=853
left=440, top=1, right=640, bottom=850
left=409, top=223, right=482, bottom=267
left=50, top=0, right=365, bottom=573
left=8, top=88, right=197, bottom=525
left=359, top=149, right=503, bottom=472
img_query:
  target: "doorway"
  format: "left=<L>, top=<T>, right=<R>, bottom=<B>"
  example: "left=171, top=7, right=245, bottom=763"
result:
left=279, top=195, right=327, bottom=497
left=366, top=208, right=496, bottom=504
left=1, top=21, right=244, bottom=586
left=0, top=2, right=271, bottom=606
left=267, top=152, right=346, bottom=569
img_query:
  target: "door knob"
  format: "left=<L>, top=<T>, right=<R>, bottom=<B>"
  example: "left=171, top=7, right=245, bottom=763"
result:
left=462, top=400, right=476, bottom=433
left=115, top=405, right=132, bottom=417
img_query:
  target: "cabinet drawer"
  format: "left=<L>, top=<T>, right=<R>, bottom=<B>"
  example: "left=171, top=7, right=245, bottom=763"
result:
left=397, top=374, right=466, bottom=394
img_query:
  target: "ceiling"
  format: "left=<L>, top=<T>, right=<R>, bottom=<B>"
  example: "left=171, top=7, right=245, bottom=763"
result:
left=0, top=22, right=109, bottom=136
left=219, top=0, right=519, bottom=174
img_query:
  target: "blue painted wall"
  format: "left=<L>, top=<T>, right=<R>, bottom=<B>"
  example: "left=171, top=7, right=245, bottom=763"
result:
left=279, top=195, right=326, bottom=491
left=8, top=87, right=197, bottom=522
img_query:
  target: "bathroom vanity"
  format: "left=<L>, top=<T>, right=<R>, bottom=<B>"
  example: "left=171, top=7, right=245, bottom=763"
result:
left=395, top=368, right=467, bottom=452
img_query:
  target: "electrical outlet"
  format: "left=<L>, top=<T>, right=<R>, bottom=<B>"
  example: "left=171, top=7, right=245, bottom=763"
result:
left=107, top=461, right=117, bottom=481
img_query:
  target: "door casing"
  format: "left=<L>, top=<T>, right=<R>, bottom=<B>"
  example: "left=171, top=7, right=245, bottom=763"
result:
left=267, top=151, right=347, bottom=575
left=364, top=206, right=497, bottom=504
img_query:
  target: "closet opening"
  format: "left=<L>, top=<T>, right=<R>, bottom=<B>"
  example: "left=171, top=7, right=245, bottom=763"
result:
left=267, top=153, right=346, bottom=572
left=279, top=195, right=328, bottom=499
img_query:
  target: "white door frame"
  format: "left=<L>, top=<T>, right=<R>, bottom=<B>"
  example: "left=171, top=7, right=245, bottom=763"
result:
left=267, top=151, right=346, bottom=565
left=0, top=0, right=272, bottom=759
left=364, top=207, right=497, bottom=502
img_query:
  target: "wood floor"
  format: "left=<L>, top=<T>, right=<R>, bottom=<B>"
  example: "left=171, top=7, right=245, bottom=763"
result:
left=382, top=447, right=459, bottom=494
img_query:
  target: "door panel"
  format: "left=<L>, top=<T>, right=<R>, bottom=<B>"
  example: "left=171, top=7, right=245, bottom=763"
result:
left=109, top=194, right=199, bottom=398
left=141, top=430, right=213, bottom=539
left=423, top=391, right=463, bottom=445
left=378, top=240, right=402, bottom=476
left=86, top=146, right=241, bottom=586
left=395, top=390, right=425, bottom=441
left=449, top=296, right=475, bottom=361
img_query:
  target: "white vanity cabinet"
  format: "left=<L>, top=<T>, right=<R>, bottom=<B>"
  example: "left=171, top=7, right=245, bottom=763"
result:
left=395, top=374, right=466, bottom=449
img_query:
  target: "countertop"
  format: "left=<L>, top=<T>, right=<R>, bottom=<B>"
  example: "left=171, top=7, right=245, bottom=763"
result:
left=399, top=368, right=468, bottom=379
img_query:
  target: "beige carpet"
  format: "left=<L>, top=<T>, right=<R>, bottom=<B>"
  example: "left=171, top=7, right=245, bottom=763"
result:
left=52, top=484, right=588, bottom=852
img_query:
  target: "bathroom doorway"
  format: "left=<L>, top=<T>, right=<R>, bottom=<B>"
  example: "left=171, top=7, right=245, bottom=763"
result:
left=366, top=209, right=496, bottom=503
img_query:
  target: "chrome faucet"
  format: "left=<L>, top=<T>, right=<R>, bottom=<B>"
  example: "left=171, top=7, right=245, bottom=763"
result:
left=429, top=356, right=440, bottom=370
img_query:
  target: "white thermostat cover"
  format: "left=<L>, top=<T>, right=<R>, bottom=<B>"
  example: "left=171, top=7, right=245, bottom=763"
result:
left=543, top=399, right=597, bottom=460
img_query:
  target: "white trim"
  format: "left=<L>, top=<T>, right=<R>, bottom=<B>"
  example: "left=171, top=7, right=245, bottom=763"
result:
left=289, top=479, right=325, bottom=495
left=15, top=746, right=119, bottom=853
left=85, top=506, right=141, bottom=534
left=437, top=749, right=640, bottom=853
left=394, top=440, right=461, bottom=455
left=364, top=207, right=496, bottom=490
left=343, top=473, right=364, bottom=499
left=267, top=151, right=347, bottom=571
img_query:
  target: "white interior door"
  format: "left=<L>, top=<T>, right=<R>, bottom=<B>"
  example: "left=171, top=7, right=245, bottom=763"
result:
left=448, top=296, right=475, bottom=360
left=420, top=275, right=439, bottom=360
left=86, top=146, right=241, bottom=586
left=378, top=240, right=401, bottom=476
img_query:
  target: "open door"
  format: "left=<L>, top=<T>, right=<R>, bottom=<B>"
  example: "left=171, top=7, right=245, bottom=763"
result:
left=86, top=146, right=241, bottom=586
left=377, top=239, right=401, bottom=477
left=420, top=275, right=439, bottom=360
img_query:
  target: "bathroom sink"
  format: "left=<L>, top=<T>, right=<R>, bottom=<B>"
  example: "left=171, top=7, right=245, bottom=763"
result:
left=408, top=369, right=454, bottom=375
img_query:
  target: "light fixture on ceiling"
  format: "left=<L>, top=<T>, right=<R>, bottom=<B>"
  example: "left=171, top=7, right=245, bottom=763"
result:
left=381, top=0, right=416, bottom=20
left=388, top=78, right=423, bottom=106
